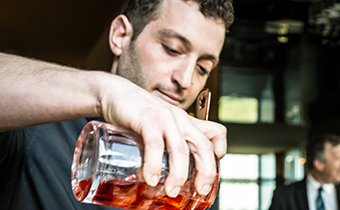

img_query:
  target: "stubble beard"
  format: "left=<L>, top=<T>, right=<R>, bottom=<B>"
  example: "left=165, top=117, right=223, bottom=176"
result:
left=116, top=41, right=148, bottom=90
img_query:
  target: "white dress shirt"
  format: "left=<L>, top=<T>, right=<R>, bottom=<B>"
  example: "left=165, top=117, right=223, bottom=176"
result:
left=307, top=173, right=338, bottom=210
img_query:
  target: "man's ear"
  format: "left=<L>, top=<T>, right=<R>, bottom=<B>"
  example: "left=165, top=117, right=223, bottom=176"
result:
left=109, top=15, right=133, bottom=56
left=314, top=159, right=325, bottom=172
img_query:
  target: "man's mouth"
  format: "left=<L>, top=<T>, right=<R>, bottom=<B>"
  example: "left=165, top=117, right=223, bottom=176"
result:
left=155, top=89, right=183, bottom=106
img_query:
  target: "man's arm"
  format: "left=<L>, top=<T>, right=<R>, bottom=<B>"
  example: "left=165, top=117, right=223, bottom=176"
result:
left=0, top=52, right=105, bottom=131
left=0, top=52, right=227, bottom=198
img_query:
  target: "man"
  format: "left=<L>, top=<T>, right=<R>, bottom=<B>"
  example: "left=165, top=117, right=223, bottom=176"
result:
left=269, top=134, right=340, bottom=210
left=0, top=0, right=234, bottom=209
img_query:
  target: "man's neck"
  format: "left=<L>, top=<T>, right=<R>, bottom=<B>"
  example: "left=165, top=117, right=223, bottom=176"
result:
left=309, top=170, right=326, bottom=185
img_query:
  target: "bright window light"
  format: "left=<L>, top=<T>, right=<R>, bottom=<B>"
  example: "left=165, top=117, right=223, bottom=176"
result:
left=220, top=154, right=259, bottom=179
left=219, top=154, right=277, bottom=210
left=220, top=182, right=259, bottom=210
left=218, top=96, right=258, bottom=123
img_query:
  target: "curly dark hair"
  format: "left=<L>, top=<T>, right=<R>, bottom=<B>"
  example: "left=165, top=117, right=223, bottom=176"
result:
left=122, top=0, right=234, bottom=41
left=306, top=133, right=340, bottom=170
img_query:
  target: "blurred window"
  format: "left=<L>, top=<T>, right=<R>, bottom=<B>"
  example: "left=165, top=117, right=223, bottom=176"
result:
left=219, top=154, right=276, bottom=210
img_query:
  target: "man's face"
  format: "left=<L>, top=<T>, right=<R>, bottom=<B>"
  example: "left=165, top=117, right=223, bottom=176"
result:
left=115, top=0, right=225, bottom=109
left=321, top=143, right=340, bottom=184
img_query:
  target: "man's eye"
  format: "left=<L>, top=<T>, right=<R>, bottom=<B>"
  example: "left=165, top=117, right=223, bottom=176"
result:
left=198, top=66, right=208, bottom=76
left=163, top=45, right=180, bottom=55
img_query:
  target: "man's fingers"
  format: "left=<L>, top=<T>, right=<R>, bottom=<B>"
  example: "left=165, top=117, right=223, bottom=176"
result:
left=141, top=123, right=165, bottom=187
left=140, top=111, right=190, bottom=198
left=190, top=117, right=227, bottom=159
left=141, top=110, right=226, bottom=197
left=163, top=126, right=190, bottom=198
left=185, top=133, right=216, bottom=195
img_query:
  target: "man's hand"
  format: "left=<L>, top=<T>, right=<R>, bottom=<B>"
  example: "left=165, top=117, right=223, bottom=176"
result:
left=100, top=76, right=227, bottom=198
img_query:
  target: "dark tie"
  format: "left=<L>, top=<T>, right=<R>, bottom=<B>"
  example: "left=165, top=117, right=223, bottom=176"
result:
left=317, top=187, right=325, bottom=210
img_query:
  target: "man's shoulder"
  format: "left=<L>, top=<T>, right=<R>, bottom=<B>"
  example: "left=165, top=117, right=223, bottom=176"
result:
left=269, top=179, right=308, bottom=210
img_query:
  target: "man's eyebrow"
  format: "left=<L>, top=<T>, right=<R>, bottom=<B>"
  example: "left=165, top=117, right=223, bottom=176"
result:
left=159, top=29, right=219, bottom=66
left=200, top=54, right=219, bottom=68
left=159, top=29, right=192, bottom=50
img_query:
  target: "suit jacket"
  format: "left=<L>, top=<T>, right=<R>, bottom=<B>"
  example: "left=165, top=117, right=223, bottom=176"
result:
left=269, top=178, right=340, bottom=210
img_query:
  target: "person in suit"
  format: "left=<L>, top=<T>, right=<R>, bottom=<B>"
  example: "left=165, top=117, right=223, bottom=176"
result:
left=269, top=133, right=340, bottom=210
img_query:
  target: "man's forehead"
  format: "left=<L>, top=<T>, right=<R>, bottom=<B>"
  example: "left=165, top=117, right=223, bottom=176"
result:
left=325, top=143, right=340, bottom=156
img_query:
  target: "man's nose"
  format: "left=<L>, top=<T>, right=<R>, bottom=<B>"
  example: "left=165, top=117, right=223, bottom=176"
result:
left=171, top=60, right=195, bottom=89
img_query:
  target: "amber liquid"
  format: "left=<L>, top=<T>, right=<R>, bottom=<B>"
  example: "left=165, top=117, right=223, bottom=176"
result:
left=76, top=177, right=212, bottom=210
